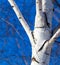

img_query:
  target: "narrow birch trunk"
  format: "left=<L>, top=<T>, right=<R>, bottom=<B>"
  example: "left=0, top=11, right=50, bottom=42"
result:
left=8, top=0, right=60, bottom=65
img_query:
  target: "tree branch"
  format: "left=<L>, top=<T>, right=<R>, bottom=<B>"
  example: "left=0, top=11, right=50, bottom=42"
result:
left=49, top=28, right=60, bottom=44
left=42, top=0, right=53, bottom=29
left=44, top=28, right=60, bottom=49
left=8, top=0, right=31, bottom=36
left=36, top=0, right=42, bottom=14
left=35, top=0, right=46, bottom=28
left=8, top=0, right=35, bottom=46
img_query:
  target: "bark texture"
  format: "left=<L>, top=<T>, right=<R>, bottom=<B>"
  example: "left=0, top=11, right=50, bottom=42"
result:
left=31, top=0, right=53, bottom=65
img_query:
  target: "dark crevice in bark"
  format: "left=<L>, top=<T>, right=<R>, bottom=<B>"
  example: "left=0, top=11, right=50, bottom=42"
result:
left=32, top=57, right=39, bottom=64
left=11, top=6, right=14, bottom=8
left=43, top=12, right=50, bottom=28
left=35, top=26, right=47, bottom=28
left=53, top=8, right=55, bottom=12
left=19, top=17, right=22, bottom=19
left=38, top=40, right=48, bottom=52
left=39, top=9, right=42, bottom=11
left=31, top=31, right=36, bottom=44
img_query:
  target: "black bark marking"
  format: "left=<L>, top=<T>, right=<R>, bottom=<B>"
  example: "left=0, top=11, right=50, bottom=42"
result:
left=43, top=12, right=50, bottom=28
left=38, top=40, right=48, bottom=52
left=11, top=6, right=14, bottom=8
left=31, top=31, right=34, bottom=39
left=39, top=9, right=42, bottom=11
left=19, top=17, right=22, bottom=19
left=31, top=31, right=36, bottom=44
left=35, top=26, right=45, bottom=28
left=53, top=8, right=54, bottom=11
left=32, top=57, right=39, bottom=64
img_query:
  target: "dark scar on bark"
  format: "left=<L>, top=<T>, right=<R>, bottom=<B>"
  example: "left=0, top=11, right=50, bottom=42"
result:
left=35, top=26, right=45, bottom=28
left=19, top=17, right=22, bottom=19
left=31, top=31, right=36, bottom=44
left=43, top=12, right=50, bottom=28
left=11, top=6, right=14, bottom=8
left=39, top=9, right=42, bottom=10
left=53, top=8, right=54, bottom=11
left=32, top=57, right=39, bottom=63
left=38, top=40, right=48, bottom=52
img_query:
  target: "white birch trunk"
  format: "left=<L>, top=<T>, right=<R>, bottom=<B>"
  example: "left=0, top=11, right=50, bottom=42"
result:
left=31, top=0, right=53, bottom=65
left=8, top=0, right=60, bottom=65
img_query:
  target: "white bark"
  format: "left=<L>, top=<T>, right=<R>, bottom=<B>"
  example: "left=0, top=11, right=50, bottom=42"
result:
left=8, top=0, right=60, bottom=65
left=31, top=0, right=53, bottom=65
left=42, top=0, right=53, bottom=29
left=36, top=0, right=42, bottom=14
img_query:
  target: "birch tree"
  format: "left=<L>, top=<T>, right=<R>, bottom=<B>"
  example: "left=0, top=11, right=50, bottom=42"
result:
left=8, top=0, right=60, bottom=65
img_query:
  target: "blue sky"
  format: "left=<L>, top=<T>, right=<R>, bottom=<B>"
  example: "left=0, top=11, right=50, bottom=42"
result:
left=0, top=0, right=60, bottom=65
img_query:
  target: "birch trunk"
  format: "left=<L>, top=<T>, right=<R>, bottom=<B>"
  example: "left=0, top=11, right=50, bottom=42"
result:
left=8, top=0, right=60, bottom=65
left=31, top=0, right=53, bottom=65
